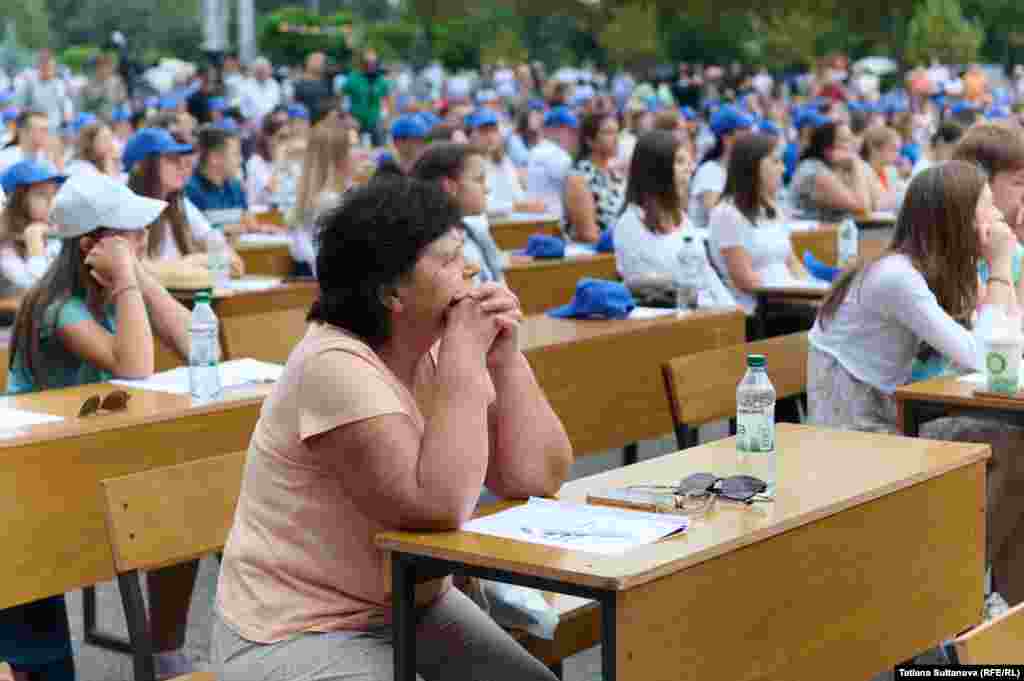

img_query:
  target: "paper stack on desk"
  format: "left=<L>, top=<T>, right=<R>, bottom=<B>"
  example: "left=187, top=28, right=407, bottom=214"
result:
left=111, top=359, right=283, bottom=395
left=462, top=497, right=688, bottom=554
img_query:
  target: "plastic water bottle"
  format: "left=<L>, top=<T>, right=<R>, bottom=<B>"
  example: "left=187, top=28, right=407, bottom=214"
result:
left=736, top=354, right=777, bottom=490
left=837, top=217, right=859, bottom=267
left=676, top=235, right=705, bottom=313
left=207, top=226, right=231, bottom=288
left=188, top=291, right=223, bottom=401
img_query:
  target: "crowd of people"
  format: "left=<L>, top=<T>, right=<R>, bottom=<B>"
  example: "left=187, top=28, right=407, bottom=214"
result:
left=5, top=42, right=1024, bottom=679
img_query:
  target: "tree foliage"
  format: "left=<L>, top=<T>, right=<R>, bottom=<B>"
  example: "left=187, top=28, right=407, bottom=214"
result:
left=750, top=9, right=833, bottom=68
left=598, top=3, right=661, bottom=68
left=6, top=0, right=51, bottom=49
left=905, top=0, right=984, bottom=65
left=257, top=6, right=353, bottom=66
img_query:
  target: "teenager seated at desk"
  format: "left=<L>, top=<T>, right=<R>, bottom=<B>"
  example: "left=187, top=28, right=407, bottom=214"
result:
left=123, top=127, right=244, bottom=284
left=614, top=129, right=736, bottom=309
left=212, top=175, right=572, bottom=681
left=4, top=172, right=195, bottom=679
left=709, top=132, right=813, bottom=335
left=466, top=109, right=547, bottom=217
left=861, top=125, right=907, bottom=213
left=184, top=125, right=250, bottom=231
left=0, top=160, right=65, bottom=299
left=64, top=121, right=122, bottom=180
left=791, top=121, right=881, bottom=222
left=563, top=111, right=626, bottom=244
left=291, top=119, right=353, bottom=276
left=413, top=143, right=507, bottom=284
left=807, top=161, right=1024, bottom=618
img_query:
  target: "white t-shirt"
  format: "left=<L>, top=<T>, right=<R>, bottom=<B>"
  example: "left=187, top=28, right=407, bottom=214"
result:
left=708, top=201, right=799, bottom=315
left=688, top=160, right=726, bottom=229
left=526, top=139, right=572, bottom=223
left=485, top=155, right=525, bottom=215
left=809, top=254, right=983, bottom=394
left=613, top=204, right=736, bottom=309
left=153, top=197, right=214, bottom=260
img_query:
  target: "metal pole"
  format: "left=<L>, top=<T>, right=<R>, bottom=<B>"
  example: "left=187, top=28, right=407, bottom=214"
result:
left=238, top=0, right=256, bottom=64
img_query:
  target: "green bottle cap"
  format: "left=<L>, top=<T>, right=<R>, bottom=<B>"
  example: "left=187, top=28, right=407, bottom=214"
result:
left=747, top=354, right=766, bottom=368
left=194, top=290, right=213, bottom=304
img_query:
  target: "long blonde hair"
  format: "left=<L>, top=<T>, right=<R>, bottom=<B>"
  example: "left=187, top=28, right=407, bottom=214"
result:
left=294, top=120, right=351, bottom=226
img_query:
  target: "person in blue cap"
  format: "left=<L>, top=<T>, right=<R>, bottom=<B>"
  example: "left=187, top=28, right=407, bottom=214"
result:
left=466, top=109, right=546, bottom=216
left=689, top=104, right=754, bottom=229
left=0, top=160, right=66, bottom=297
left=381, top=113, right=430, bottom=175
left=287, top=102, right=311, bottom=135
left=208, top=96, right=228, bottom=124
left=784, top=108, right=830, bottom=185
left=0, top=110, right=55, bottom=175
left=505, top=99, right=545, bottom=169
left=123, top=128, right=243, bottom=276
left=525, top=106, right=578, bottom=223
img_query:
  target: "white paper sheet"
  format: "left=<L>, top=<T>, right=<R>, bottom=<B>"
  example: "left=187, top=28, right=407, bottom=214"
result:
left=236, top=233, right=291, bottom=247
left=628, top=307, right=678, bottom=320
left=958, top=370, right=1024, bottom=386
left=563, top=242, right=598, bottom=258
left=787, top=220, right=821, bottom=233
left=500, top=213, right=560, bottom=224
left=111, top=359, right=283, bottom=395
left=220, top=277, right=283, bottom=292
left=0, top=407, right=64, bottom=429
left=462, top=497, right=688, bottom=555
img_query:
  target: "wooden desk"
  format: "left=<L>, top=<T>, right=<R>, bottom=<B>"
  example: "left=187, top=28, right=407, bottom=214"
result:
left=157, top=280, right=318, bottom=370
left=751, top=284, right=827, bottom=339
left=379, top=424, right=987, bottom=681
left=0, top=382, right=271, bottom=609
left=506, top=254, right=619, bottom=315
left=233, top=236, right=294, bottom=277
left=0, top=327, right=10, bottom=395
left=490, top=215, right=561, bottom=251
left=0, top=297, right=18, bottom=315
left=856, top=211, right=897, bottom=230
left=520, top=309, right=744, bottom=455
left=790, top=225, right=837, bottom=267
left=894, top=375, right=1024, bottom=436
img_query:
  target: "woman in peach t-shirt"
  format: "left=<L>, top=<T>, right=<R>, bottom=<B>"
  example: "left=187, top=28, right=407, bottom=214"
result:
left=212, top=174, right=573, bottom=681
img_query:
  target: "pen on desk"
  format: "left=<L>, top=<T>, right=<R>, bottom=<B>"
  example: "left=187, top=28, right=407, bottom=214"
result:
left=520, top=526, right=631, bottom=540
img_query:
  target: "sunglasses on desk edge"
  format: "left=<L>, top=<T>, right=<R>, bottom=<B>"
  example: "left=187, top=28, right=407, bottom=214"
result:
left=78, top=390, right=131, bottom=418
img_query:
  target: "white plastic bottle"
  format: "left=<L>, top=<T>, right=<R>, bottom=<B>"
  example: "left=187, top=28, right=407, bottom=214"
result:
left=736, top=354, right=777, bottom=489
left=207, top=226, right=231, bottom=288
left=837, top=217, right=859, bottom=267
left=189, top=291, right=223, bottom=401
left=676, top=235, right=706, bottom=313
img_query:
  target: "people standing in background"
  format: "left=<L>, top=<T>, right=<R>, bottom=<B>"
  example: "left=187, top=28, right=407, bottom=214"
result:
left=78, top=53, right=127, bottom=120
left=16, top=51, right=72, bottom=134
left=526, top=106, right=578, bottom=223
left=240, top=57, right=282, bottom=125
left=343, top=49, right=393, bottom=146
left=564, top=111, right=626, bottom=243
left=0, top=110, right=56, bottom=174
left=380, top=114, right=430, bottom=176
left=186, top=67, right=218, bottom=125
left=293, top=52, right=333, bottom=125
left=221, top=53, right=247, bottom=106
left=246, top=111, right=288, bottom=208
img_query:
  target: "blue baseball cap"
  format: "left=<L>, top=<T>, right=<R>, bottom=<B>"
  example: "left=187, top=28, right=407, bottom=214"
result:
left=680, top=106, right=697, bottom=121
left=209, top=96, right=227, bottom=112
left=795, top=109, right=830, bottom=131
left=212, top=117, right=240, bottom=132
left=415, top=111, right=441, bottom=130
left=758, top=119, right=782, bottom=137
left=595, top=228, right=614, bottom=253
left=524, top=234, right=565, bottom=258
left=69, top=112, right=98, bottom=134
left=951, top=100, right=980, bottom=116
left=476, top=89, right=498, bottom=104
left=803, top=250, right=841, bottom=283
left=543, top=106, right=578, bottom=129
left=710, top=105, right=755, bottom=136
left=2, top=107, right=18, bottom=124
left=548, top=278, right=635, bottom=319
left=111, top=104, right=133, bottom=123
left=391, top=114, right=430, bottom=140
left=122, top=128, right=194, bottom=173
left=528, top=98, right=546, bottom=112
left=465, top=109, right=499, bottom=130
left=287, top=103, right=310, bottom=120
left=0, top=160, right=67, bottom=196
left=158, top=95, right=180, bottom=111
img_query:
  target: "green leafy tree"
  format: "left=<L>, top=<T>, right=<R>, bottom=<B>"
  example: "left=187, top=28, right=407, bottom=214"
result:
left=257, top=6, right=353, bottom=66
left=6, top=0, right=51, bottom=49
left=906, top=0, right=985, bottom=65
left=598, top=3, right=661, bottom=68
left=750, top=9, right=833, bottom=69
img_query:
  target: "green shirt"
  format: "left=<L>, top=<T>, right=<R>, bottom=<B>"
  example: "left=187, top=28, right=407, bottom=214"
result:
left=343, top=71, right=392, bottom=133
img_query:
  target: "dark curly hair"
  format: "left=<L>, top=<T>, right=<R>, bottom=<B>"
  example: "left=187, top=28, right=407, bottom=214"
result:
left=308, top=174, right=462, bottom=346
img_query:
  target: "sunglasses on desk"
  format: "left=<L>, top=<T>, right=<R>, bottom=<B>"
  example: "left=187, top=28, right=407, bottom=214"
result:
left=626, top=473, right=771, bottom=516
left=78, top=390, right=131, bottom=418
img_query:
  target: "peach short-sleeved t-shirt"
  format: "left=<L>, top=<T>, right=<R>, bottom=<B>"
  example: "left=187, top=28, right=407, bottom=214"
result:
left=216, top=322, right=442, bottom=643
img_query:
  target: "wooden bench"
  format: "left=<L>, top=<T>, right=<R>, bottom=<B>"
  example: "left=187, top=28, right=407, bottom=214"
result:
left=505, top=254, right=619, bottom=315
left=490, top=215, right=561, bottom=251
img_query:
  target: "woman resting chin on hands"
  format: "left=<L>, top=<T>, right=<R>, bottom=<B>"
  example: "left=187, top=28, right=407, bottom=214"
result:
left=212, top=175, right=572, bottom=681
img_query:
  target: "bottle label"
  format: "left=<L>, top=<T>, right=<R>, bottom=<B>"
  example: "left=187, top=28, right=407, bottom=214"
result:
left=737, top=407, right=775, bottom=453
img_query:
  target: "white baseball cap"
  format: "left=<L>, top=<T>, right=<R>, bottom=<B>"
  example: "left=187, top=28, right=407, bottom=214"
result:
left=50, top=172, right=168, bottom=239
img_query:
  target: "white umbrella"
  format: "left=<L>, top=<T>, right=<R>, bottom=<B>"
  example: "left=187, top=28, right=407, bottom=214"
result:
left=854, top=56, right=898, bottom=75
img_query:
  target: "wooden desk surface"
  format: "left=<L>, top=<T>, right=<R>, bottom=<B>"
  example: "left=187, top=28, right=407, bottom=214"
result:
left=0, top=297, right=19, bottom=315
left=378, top=423, right=988, bottom=591
left=490, top=215, right=561, bottom=251
left=0, top=382, right=271, bottom=608
left=519, top=309, right=745, bottom=455
left=506, top=253, right=619, bottom=315
left=894, top=375, right=1024, bottom=413
left=789, top=225, right=838, bottom=267
left=232, top=237, right=294, bottom=277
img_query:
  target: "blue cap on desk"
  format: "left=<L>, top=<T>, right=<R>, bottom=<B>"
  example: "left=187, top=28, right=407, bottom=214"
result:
left=548, top=278, right=635, bottom=320
left=595, top=228, right=614, bottom=253
left=524, top=234, right=565, bottom=258
left=803, top=250, right=841, bottom=283
left=0, top=159, right=67, bottom=196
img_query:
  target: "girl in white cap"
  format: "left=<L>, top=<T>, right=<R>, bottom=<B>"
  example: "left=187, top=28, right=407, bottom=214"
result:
left=4, top=172, right=196, bottom=679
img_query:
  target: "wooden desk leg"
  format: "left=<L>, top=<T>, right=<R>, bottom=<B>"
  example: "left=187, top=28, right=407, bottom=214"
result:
left=753, top=299, right=767, bottom=340
left=623, top=443, right=638, bottom=466
left=392, top=553, right=417, bottom=681
left=898, top=399, right=921, bottom=437
left=601, top=593, right=618, bottom=681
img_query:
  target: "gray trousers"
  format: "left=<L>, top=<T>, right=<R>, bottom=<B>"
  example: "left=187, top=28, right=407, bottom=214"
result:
left=212, top=588, right=561, bottom=681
